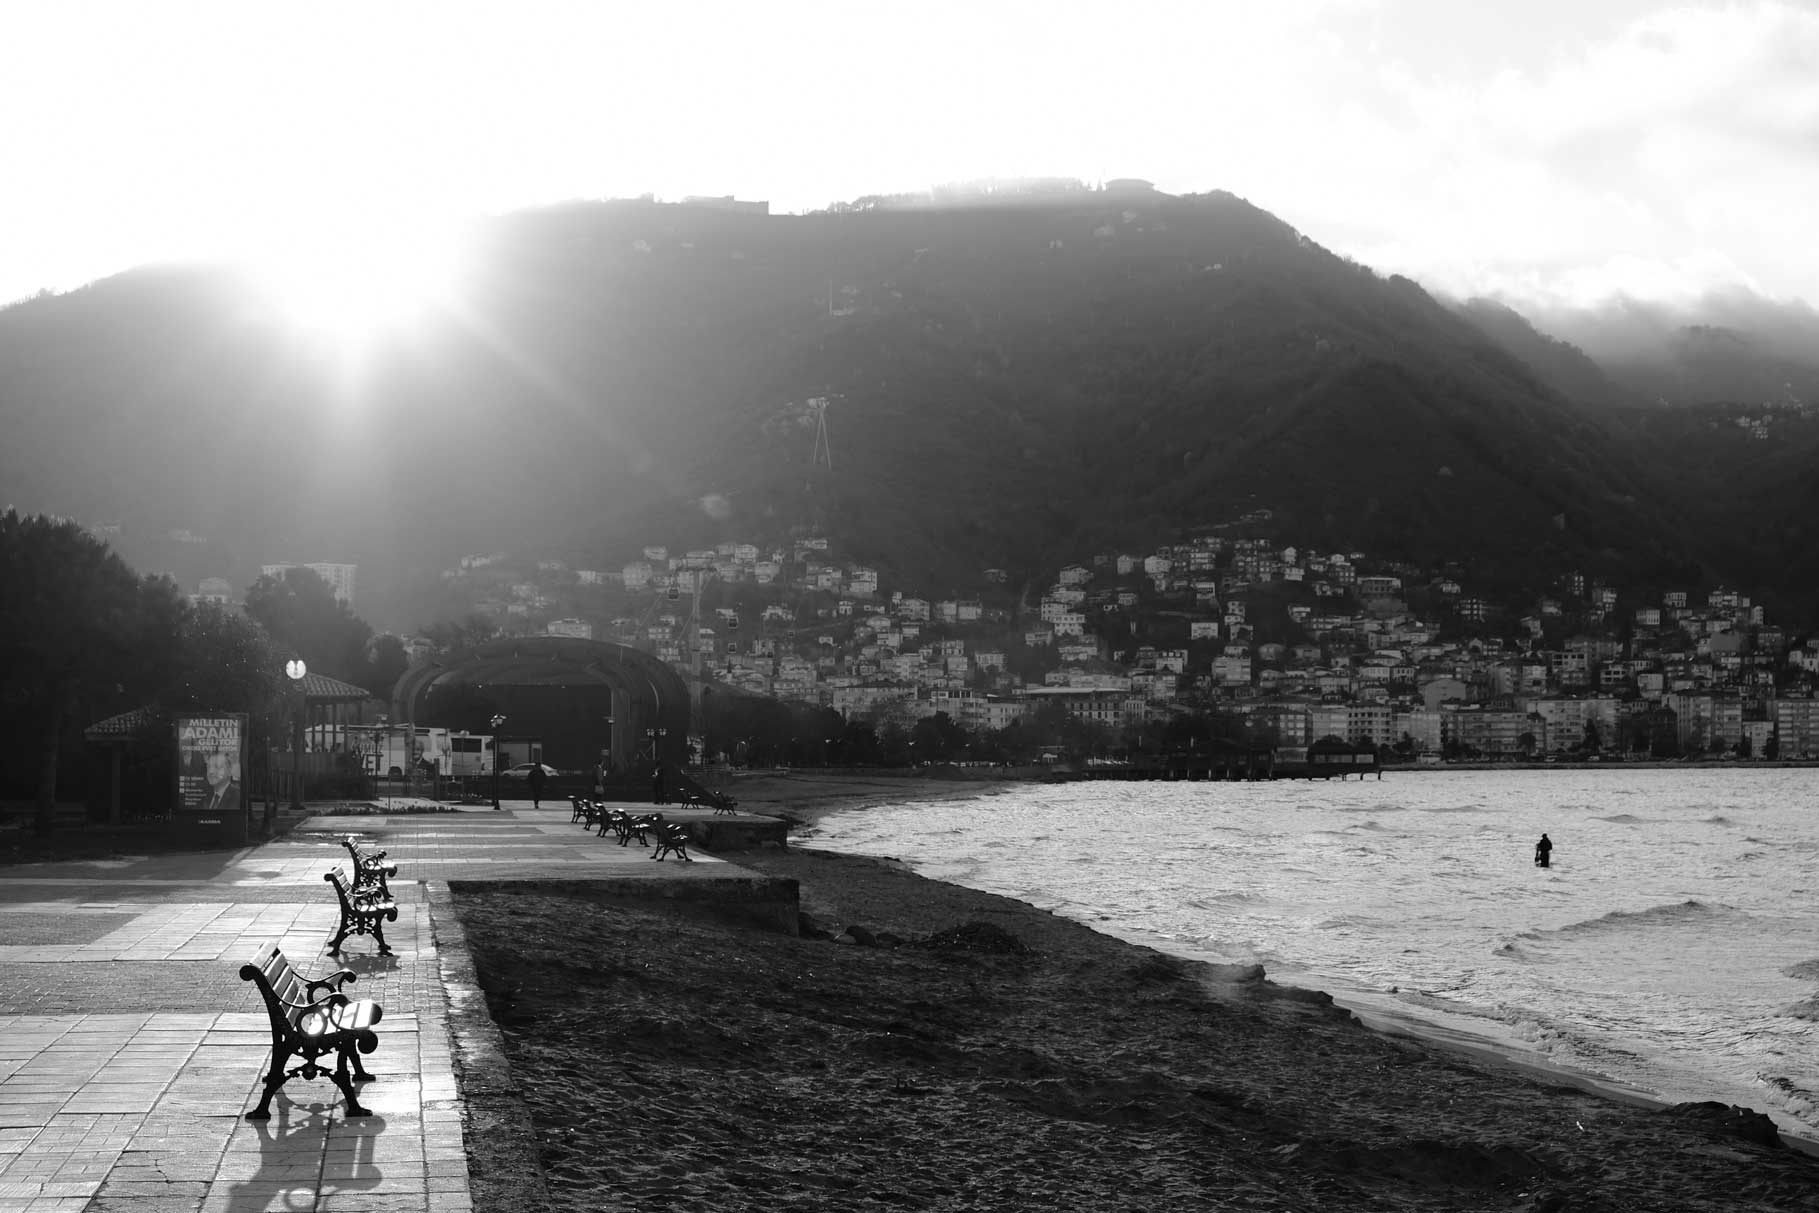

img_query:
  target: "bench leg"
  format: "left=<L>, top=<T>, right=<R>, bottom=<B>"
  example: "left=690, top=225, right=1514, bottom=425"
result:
left=247, top=1051, right=292, bottom=1120
left=370, top=918, right=393, bottom=956
left=327, top=922, right=350, bottom=957
left=333, top=1049, right=372, bottom=1117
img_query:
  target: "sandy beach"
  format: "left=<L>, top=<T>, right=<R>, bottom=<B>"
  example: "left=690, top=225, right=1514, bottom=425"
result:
left=452, top=772, right=1818, bottom=1211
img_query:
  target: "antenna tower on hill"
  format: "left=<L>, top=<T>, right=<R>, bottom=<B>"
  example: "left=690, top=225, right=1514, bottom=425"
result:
left=808, top=397, right=833, bottom=470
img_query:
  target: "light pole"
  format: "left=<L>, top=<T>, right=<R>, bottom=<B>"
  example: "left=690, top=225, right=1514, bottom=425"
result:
left=645, top=726, right=668, bottom=802
left=374, top=714, right=391, bottom=808
left=490, top=714, right=507, bottom=810
left=285, top=659, right=308, bottom=812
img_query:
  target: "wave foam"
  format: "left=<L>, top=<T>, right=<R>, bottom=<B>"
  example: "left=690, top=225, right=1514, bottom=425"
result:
left=1783, top=959, right=1819, bottom=982
left=1544, top=900, right=1748, bottom=937
left=1757, top=1074, right=1819, bottom=1126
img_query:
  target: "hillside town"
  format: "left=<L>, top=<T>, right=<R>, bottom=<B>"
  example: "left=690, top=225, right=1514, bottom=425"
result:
left=418, top=513, right=1819, bottom=764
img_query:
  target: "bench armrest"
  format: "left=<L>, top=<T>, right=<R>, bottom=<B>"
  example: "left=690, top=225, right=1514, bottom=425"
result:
left=304, top=970, right=357, bottom=999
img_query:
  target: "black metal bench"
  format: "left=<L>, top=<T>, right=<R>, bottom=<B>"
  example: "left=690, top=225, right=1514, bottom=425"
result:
left=340, top=834, right=398, bottom=898
left=238, top=941, right=383, bottom=1120
left=326, top=865, right=398, bottom=956
left=680, top=788, right=740, bottom=815
left=572, top=794, right=606, bottom=827
left=603, top=809, right=661, bottom=846
left=595, top=804, right=620, bottom=839
left=651, top=819, right=693, bottom=862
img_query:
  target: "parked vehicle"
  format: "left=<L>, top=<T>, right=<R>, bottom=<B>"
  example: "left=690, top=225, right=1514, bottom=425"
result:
left=501, top=762, right=562, bottom=780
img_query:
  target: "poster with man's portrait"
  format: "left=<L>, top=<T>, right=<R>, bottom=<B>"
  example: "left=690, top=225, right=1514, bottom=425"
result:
left=175, top=713, right=248, bottom=821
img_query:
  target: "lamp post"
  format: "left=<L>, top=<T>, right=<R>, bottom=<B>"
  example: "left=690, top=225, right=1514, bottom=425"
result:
left=645, top=726, right=668, bottom=803
left=374, top=714, right=390, bottom=809
left=285, top=659, right=308, bottom=812
left=490, top=714, right=507, bottom=810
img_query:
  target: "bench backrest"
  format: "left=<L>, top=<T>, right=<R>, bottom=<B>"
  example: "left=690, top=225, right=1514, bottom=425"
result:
left=242, top=942, right=311, bottom=1026
left=325, top=865, right=362, bottom=905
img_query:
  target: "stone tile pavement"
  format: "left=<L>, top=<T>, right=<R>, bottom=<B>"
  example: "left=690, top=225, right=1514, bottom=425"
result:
left=0, top=797, right=775, bottom=1212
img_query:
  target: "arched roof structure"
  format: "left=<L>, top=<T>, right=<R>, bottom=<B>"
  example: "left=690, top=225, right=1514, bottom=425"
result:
left=391, top=636, right=690, bottom=771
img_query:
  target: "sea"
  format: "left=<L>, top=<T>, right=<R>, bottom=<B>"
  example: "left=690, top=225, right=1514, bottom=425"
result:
left=801, top=767, right=1819, bottom=1143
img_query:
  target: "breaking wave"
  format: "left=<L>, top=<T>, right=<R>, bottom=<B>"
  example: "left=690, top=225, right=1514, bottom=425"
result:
left=1538, top=900, right=1750, bottom=938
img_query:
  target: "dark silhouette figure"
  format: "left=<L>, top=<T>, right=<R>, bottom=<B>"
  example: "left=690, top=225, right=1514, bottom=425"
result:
left=527, top=763, right=546, bottom=809
left=651, top=763, right=667, bottom=805
left=1534, top=833, right=1553, bottom=868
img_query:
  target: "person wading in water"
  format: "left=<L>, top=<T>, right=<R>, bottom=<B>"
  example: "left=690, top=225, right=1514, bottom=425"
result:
left=1534, top=833, right=1553, bottom=868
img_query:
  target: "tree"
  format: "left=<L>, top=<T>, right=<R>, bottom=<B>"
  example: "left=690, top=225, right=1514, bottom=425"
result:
left=910, top=711, right=970, bottom=762
left=244, top=568, right=372, bottom=683
left=160, top=601, right=287, bottom=725
left=362, top=634, right=409, bottom=699
left=0, top=511, right=183, bottom=831
left=417, top=614, right=498, bottom=657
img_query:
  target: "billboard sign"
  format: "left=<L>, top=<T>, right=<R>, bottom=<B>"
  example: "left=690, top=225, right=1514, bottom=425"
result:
left=175, top=713, right=249, bottom=830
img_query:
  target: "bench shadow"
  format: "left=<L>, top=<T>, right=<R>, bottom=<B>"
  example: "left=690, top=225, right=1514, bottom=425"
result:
left=340, top=951, right=402, bottom=978
left=229, top=1099, right=387, bottom=1209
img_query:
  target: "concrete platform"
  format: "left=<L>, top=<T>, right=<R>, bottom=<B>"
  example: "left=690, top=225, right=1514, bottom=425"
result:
left=0, top=799, right=796, bottom=1212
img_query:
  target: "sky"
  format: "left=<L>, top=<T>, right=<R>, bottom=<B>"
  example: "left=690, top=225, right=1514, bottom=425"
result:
left=4, top=0, right=1816, bottom=314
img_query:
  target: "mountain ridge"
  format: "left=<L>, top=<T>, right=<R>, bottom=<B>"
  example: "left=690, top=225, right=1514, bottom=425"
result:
left=2, top=190, right=1812, bottom=628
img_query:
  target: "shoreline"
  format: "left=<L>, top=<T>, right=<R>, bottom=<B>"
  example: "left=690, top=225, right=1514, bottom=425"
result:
left=455, top=772, right=1819, bottom=1209
left=727, top=769, right=1819, bottom=1155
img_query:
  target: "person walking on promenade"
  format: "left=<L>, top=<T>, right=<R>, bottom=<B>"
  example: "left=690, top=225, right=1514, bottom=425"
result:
left=651, top=763, right=667, bottom=805
left=592, top=759, right=606, bottom=800
left=527, top=762, right=546, bottom=809
left=1534, top=832, right=1553, bottom=868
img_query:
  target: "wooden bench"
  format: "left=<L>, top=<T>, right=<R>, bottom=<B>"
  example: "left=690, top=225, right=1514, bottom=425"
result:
left=238, top=941, right=383, bottom=1120
left=651, top=819, right=693, bottom=862
left=340, top=835, right=398, bottom=898
left=326, top=865, right=398, bottom=956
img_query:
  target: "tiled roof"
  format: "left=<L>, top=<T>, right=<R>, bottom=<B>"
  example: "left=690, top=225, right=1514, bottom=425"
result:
left=294, top=672, right=373, bottom=701
left=84, top=674, right=372, bottom=741
left=84, top=707, right=158, bottom=740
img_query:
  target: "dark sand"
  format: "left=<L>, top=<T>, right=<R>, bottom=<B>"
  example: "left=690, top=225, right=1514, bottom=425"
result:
left=453, top=773, right=1817, bottom=1211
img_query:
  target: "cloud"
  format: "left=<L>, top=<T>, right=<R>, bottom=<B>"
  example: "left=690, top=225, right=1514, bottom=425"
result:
left=1294, top=2, right=1819, bottom=309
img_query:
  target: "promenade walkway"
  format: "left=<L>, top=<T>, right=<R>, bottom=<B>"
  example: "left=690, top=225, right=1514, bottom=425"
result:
left=0, top=797, right=775, bottom=1212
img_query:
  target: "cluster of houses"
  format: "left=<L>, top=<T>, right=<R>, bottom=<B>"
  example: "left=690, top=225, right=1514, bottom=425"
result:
left=435, top=521, right=1819, bottom=761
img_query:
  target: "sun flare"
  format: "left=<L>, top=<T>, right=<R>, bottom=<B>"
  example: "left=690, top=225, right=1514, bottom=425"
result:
left=247, top=220, right=470, bottom=343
